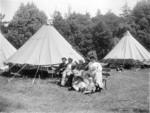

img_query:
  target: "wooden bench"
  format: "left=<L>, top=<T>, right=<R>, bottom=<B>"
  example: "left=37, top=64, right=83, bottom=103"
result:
left=10, top=72, right=21, bottom=76
left=102, top=68, right=111, bottom=89
left=47, top=70, right=55, bottom=78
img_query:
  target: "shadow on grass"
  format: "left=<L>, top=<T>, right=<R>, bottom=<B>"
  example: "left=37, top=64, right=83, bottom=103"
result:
left=46, top=79, right=59, bottom=85
left=0, top=100, right=10, bottom=112
left=110, top=108, right=149, bottom=113
left=0, top=96, right=25, bottom=112
left=1, top=70, right=55, bottom=80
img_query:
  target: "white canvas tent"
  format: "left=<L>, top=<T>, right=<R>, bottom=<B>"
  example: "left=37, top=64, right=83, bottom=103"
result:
left=103, top=31, right=150, bottom=64
left=0, top=32, right=17, bottom=69
left=6, top=25, right=84, bottom=66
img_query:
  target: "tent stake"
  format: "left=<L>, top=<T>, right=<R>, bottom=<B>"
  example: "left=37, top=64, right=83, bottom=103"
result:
left=32, top=66, right=40, bottom=84
left=8, top=64, right=27, bottom=83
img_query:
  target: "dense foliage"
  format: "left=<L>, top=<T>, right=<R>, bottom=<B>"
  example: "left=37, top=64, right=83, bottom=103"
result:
left=2, top=3, right=47, bottom=48
left=131, top=0, right=150, bottom=50
left=0, top=0, right=150, bottom=60
left=52, top=0, right=150, bottom=59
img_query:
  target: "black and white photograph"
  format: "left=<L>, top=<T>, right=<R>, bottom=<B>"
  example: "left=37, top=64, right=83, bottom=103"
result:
left=0, top=0, right=149, bottom=113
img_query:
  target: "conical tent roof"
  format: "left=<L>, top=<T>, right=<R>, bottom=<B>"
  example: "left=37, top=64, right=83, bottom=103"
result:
left=6, top=25, right=84, bottom=66
left=0, top=32, right=17, bottom=68
left=103, top=31, right=150, bottom=63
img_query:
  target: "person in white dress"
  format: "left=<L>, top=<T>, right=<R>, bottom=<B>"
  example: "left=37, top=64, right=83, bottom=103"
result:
left=72, top=56, right=103, bottom=93
left=87, top=56, right=103, bottom=89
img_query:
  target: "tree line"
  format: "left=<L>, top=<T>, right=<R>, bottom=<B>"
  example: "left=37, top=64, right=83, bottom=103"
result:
left=0, top=0, right=150, bottom=60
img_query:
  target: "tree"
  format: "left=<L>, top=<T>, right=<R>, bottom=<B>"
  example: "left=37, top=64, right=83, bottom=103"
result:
left=0, top=14, right=5, bottom=32
left=6, top=3, right=47, bottom=48
left=131, top=0, right=150, bottom=50
left=0, top=14, right=9, bottom=34
left=0, top=13, right=5, bottom=27
left=52, top=11, right=94, bottom=56
left=95, top=9, right=101, bottom=17
left=120, top=2, right=132, bottom=22
left=52, top=11, right=71, bottom=38
left=102, top=12, right=123, bottom=36
left=67, top=12, right=94, bottom=55
left=115, top=23, right=131, bottom=38
left=52, top=10, right=76, bottom=47
left=91, top=19, right=114, bottom=59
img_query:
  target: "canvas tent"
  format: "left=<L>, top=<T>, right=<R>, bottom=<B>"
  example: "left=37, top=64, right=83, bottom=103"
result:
left=6, top=25, right=84, bottom=66
left=0, top=32, right=17, bottom=69
left=103, top=31, right=150, bottom=65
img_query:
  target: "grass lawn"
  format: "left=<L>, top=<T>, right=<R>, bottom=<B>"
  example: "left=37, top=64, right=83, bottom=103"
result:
left=0, top=69, right=149, bottom=113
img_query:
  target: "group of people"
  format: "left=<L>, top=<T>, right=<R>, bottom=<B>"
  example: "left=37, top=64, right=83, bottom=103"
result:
left=55, top=56, right=104, bottom=94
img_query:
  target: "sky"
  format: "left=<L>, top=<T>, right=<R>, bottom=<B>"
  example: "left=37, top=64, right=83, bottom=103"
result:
left=0, top=0, right=140, bottom=21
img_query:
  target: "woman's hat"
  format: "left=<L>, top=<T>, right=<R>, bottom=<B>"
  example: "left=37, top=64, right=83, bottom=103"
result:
left=90, top=56, right=96, bottom=60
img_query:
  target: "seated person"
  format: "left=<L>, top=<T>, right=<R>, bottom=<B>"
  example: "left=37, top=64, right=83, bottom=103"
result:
left=66, top=60, right=87, bottom=88
left=72, top=76, right=86, bottom=92
left=55, top=57, right=67, bottom=78
left=82, top=56, right=103, bottom=92
left=116, top=65, right=123, bottom=72
left=71, top=75, right=96, bottom=93
left=72, top=60, right=85, bottom=77
left=72, top=59, right=90, bottom=77
left=120, top=65, right=124, bottom=71
left=68, top=61, right=85, bottom=90
left=61, top=58, right=73, bottom=86
left=83, top=77, right=96, bottom=94
left=89, top=56, right=103, bottom=91
left=68, top=59, right=96, bottom=93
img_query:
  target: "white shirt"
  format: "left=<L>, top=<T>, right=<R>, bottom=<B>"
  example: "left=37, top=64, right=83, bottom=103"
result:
left=66, top=63, right=72, bottom=70
left=88, top=62, right=102, bottom=74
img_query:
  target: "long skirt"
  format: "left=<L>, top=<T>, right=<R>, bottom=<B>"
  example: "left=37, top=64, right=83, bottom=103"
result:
left=82, top=70, right=103, bottom=88
left=91, top=71, right=103, bottom=88
left=72, top=76, right=86, bottom=91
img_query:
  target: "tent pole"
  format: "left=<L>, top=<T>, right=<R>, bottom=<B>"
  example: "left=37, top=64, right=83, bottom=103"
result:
left=8, top=63, right=17, bottom=71
left=133, top=60, right=137, bottom=71
left=104, top=58, right=111, bottom=67
left=109, top=56, right=118, bottom=68
left=7, top=64, right=16, bottom=75
left=109, top=59, right=116, bottom=68
left=32, top=65, right=40, bottom=84
left=141, top=62, right=147, bottom=71
left=8, top=64, right=27, bottom=82
left=122, top=58, right=126, bottom=71
left=132, top=60, right=137, bottom=75
left=39, top=66, right=41, bottom=80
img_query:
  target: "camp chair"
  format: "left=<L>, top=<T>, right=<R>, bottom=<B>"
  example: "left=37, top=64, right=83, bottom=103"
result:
left=102, top=68, right=111, bottom=89
left=47, top=67, right=56, bottom=78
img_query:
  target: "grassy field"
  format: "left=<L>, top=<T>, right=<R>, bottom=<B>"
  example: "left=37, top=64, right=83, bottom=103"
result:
left=0, top=69, right=149, bottom=113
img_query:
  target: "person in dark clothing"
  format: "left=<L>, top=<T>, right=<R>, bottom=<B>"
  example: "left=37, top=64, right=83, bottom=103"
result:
left=56, top=57, right=67, bottom=78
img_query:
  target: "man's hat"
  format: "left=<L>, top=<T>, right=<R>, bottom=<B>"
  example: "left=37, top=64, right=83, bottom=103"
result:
left=68, top=58, right=73, bottom=61
left=62, top=57, right=67, bottom=60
